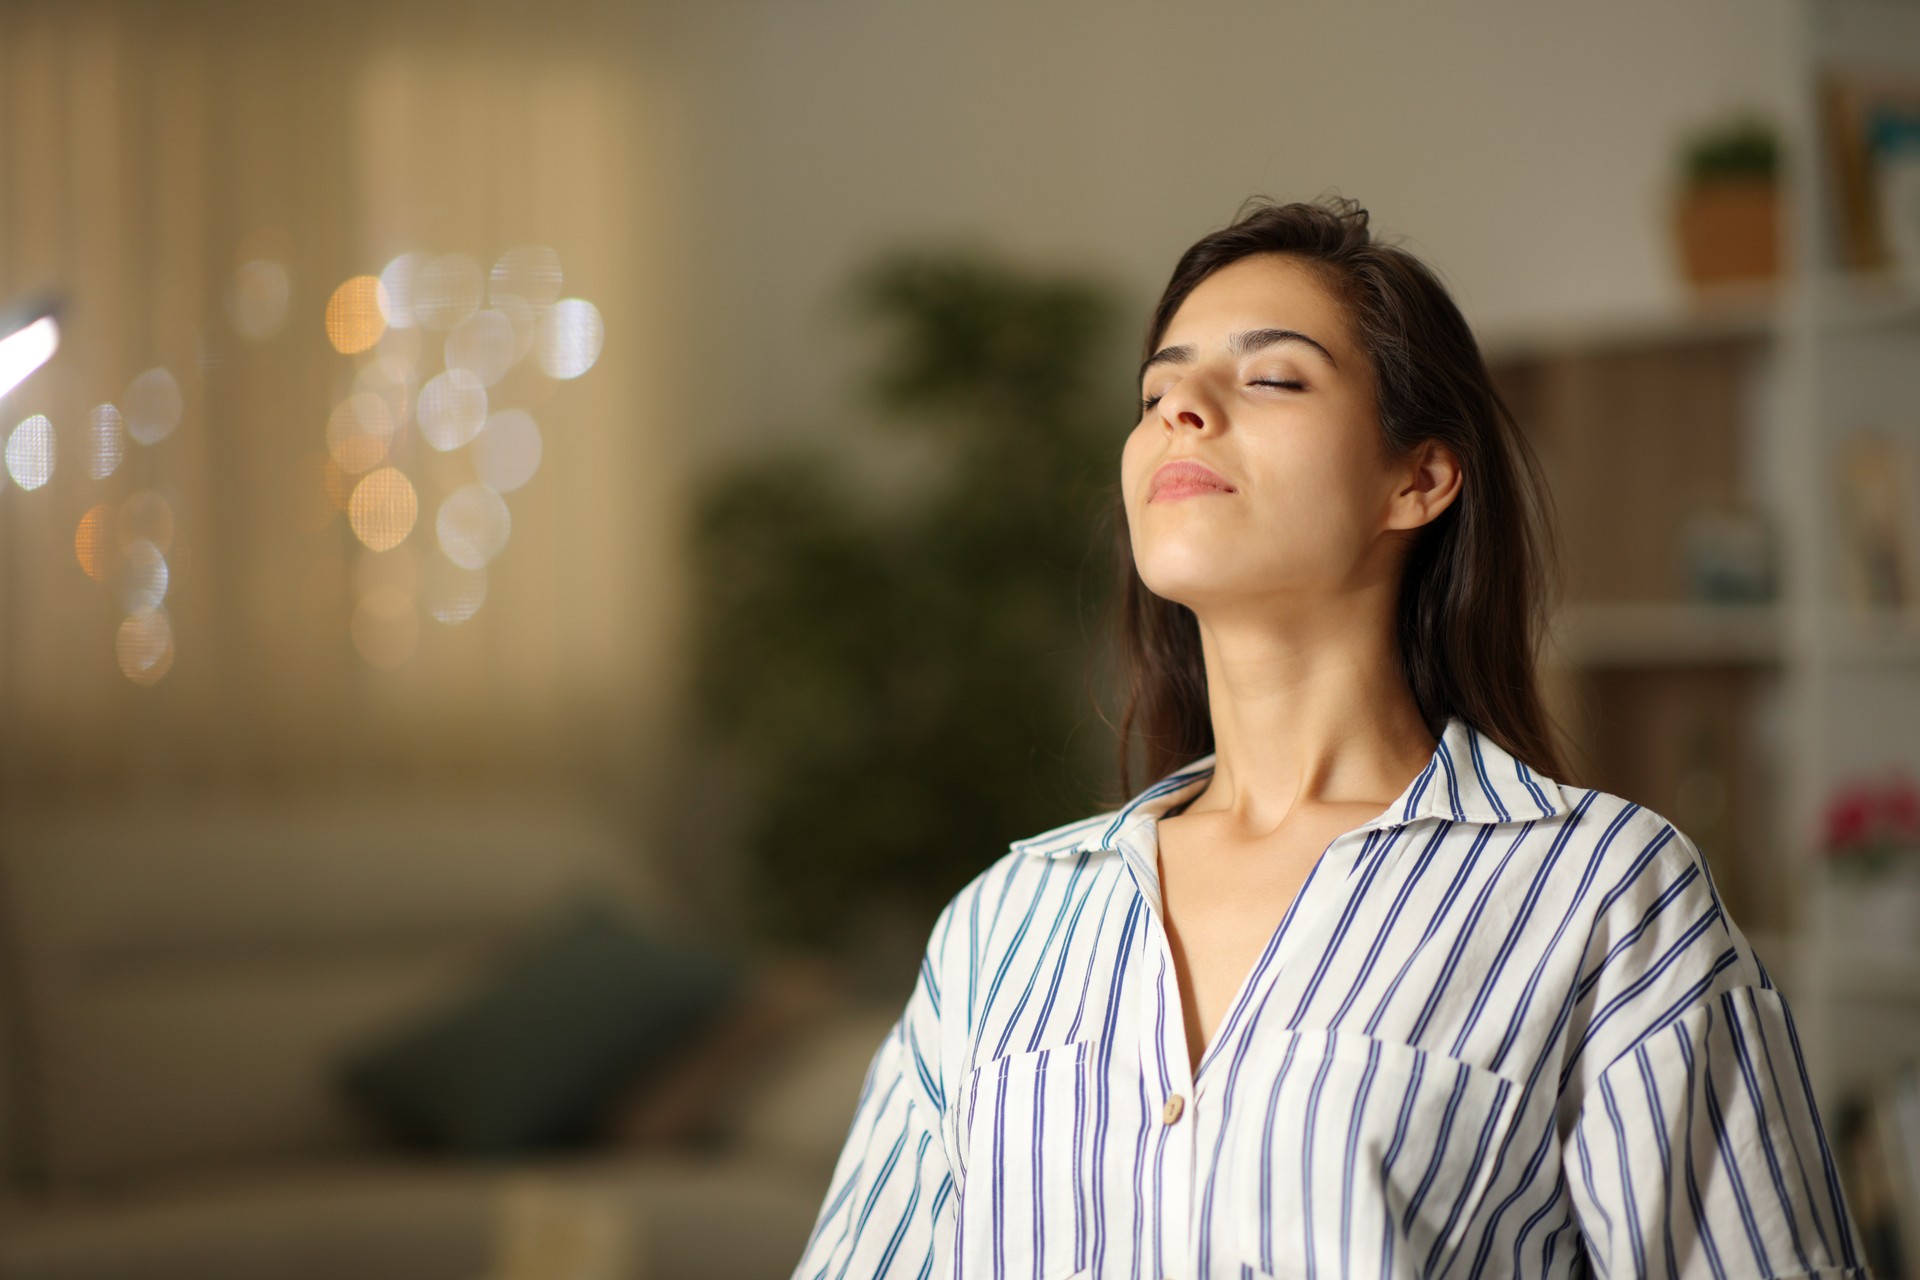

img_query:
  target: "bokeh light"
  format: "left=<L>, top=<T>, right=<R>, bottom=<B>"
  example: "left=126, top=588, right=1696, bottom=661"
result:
left=326, top=391, right=397, bottom=475
left=117, top=538, right=170, bottom=613
left=348, top=466, right=419, bottom=552
left=352, top=585, right=418, bottom=669
left=417, top=368, right=488, bottom=451
left=326, top=275, right=388, bottom=355
left=321, top=242, right=594, bottom=655
left=445, top=309, right=518, bottom=386
left=116, top=609, right=174, bottom=685
left=123, top=368, right=183, bottom=445
left=378, top=252, right=427, bottom=329
left=413, top=253, right=483, bottom=331
left=535, top=298, right=603, bottom=379
left=88, top=404, right=125, bottom=479
left=75, top=504, right=112, bottom=582
left=228, top=259, right=291, bottom=341
left=436, top=483, right=511, bottom=570
left=6, top=415, right=54, bottom=489
left=472, top=409, right=542, bottom=493
left=423, top=553, right=487, bottom=624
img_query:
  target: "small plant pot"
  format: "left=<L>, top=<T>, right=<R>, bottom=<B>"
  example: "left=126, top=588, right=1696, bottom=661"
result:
left=1822, top=856, right=1920, bottom=948
left=1674, top=178, right=1782, bottom=287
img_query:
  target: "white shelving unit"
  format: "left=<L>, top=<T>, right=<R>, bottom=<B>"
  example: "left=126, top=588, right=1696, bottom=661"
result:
left=1770, top=0, right=1920, bottom=1126
left=1501, top=0, right=1920, bottom=1140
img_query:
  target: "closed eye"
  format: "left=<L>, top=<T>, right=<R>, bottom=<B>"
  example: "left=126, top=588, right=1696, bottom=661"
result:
left=1139, top=379, right=1306, bottom=414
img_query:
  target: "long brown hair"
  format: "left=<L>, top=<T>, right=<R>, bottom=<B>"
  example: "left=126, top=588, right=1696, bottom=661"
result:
left=1103, top=192, right=1571, bottom=799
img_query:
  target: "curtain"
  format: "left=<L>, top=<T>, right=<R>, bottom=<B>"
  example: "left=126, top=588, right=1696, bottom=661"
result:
left=0, top=0, right=690, bottom=796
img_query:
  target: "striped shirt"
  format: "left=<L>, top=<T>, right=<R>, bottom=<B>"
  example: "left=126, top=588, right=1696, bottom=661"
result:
left=792, top=714, right=1872, bottom=1279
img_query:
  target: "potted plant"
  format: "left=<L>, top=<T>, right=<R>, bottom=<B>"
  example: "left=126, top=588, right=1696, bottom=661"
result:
left=1673, top=110, right=1784, bottom=288
left=685, top=246, right=1130, bottom=955
left=1819, top=770, right=1920, bottom=946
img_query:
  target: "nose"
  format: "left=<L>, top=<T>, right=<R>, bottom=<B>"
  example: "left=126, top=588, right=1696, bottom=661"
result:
left=1156, top=375, right=1215, bottom=433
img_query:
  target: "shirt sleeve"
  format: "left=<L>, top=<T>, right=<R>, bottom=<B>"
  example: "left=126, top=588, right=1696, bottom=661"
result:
left=791, top=902, right=959, bottom=1279
left=1560, top=820, right=1874, bottom=1279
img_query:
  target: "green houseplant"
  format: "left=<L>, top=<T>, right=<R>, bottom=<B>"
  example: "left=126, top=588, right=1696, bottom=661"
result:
left=687, top=246, right=1135, bottom=950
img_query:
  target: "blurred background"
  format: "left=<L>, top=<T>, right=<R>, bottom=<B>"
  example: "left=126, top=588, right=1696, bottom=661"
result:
left=1, top=0, right=1919, bottom=1276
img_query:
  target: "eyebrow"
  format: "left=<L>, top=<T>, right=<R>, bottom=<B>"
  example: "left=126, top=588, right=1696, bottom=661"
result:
left=1139, top=327, right=1338, bottom=383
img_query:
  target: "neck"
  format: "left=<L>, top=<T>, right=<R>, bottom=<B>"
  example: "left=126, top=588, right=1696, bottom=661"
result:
left=1174, top=592, right=1435, bottom=838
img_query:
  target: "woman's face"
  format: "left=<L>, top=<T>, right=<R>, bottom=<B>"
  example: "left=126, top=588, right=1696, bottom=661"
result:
left=1121, top=252, right=1408, bottom=612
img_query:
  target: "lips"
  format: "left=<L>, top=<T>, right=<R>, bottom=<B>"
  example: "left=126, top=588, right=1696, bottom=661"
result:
left=1150, top=459, right=1236, bottom=501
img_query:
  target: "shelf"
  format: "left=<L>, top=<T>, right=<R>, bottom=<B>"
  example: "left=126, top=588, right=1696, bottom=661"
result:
left=1478, top=286, right=1780, bottom=362
left=1830, top=608, right=1920, bottom=664
left=1804, top=268, right=1920, bottom=333
left=1546, top=601, right=1782, bottom=668
left=1478, top=270, right=1920, bottom=364
left=1544, top=603, right=1920, bottom=669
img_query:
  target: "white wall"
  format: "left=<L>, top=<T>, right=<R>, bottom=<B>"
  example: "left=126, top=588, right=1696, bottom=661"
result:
left=667, top=0, right=1796, bottom=469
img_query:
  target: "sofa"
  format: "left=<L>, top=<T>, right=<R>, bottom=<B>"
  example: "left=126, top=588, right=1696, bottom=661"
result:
left=0, top=789, right=890, bottom=1279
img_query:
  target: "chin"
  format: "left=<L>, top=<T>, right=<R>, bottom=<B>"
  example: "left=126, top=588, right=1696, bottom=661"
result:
left=1133, top=553, right=1233, bottom=603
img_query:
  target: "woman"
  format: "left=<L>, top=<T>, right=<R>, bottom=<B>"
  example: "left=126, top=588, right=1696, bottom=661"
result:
left=792, top=195, right=1870, bottom=1280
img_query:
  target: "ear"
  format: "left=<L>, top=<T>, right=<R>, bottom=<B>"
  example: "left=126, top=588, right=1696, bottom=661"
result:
left=1384, top=439, right=1462, bottom=532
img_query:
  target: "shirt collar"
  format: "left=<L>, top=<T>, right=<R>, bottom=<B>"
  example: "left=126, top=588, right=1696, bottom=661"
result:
left=1008, top=714, right=1568, bottom=858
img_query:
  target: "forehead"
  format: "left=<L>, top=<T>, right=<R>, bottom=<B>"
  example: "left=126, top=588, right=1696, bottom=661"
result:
left=1159, top=253, right=1352, bottom=359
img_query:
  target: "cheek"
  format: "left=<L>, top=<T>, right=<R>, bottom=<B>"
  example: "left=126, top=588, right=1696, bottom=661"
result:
left=1237, top=433, right=1384, bottom=553
left=1257, top=418, right=1379, bottom=500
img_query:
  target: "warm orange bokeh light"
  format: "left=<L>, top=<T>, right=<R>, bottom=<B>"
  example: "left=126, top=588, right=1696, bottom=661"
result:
left=75, top=504, right=112, bottom=582
left=347, top=466, right=418, bottom=552
left=326, top=275, right=388, bottom=355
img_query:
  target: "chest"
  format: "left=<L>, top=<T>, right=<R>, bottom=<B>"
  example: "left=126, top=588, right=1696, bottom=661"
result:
left=1155, top=810, right=1368, bottom=1061
left=1156, top=815, right=1343, bottom=931
left=945, top=833, right=1553, bottom=1280
left=957, top=820, right=1585, bottom=1083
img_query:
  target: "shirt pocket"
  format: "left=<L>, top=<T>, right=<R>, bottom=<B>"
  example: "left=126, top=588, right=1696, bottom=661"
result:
left=1220, top=1027, right=1523, bottom=1280
left=951, top=1039, right=1093, bottom=1280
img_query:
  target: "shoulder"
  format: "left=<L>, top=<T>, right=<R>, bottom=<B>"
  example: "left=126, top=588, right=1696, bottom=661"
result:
left=1548, top=784, right=1740, bottom=916
left=918, top=807, right=1129, bottom=990
left=976, top=806, right=1128, bottom=902
left=1554, top=784, right=1738, bottom=915
left=1549, top=784, right=1777, bottom=1041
